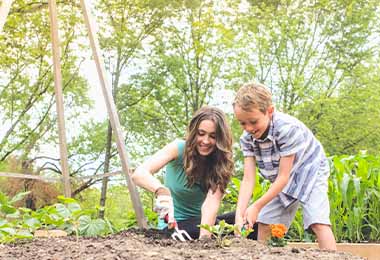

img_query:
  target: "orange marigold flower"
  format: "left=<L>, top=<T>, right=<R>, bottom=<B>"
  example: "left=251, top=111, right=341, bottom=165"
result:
left=270, top=224, right=287, bottom=238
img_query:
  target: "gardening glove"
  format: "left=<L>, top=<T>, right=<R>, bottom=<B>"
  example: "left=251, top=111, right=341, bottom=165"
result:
left=154, top=187, right=175, bottom=227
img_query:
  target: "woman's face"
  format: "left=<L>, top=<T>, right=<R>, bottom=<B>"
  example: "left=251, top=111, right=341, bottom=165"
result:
left=196, top=119, right=217, bottom=156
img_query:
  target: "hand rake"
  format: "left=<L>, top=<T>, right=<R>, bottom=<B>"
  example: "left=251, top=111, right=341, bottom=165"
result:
left=164, top=214, right=192, bottom=241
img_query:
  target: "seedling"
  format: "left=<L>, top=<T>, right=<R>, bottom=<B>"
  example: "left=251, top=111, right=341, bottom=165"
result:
left=200, top=220, right=253, bottom=247
left=234, top=223, right=254, bottom=238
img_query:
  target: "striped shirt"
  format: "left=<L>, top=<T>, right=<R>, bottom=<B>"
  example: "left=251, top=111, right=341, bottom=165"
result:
left=240, top=112, right=329, bottom=207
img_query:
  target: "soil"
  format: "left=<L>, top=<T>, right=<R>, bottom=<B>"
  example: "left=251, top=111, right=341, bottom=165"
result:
left=0, top=229, right=365, bottom=260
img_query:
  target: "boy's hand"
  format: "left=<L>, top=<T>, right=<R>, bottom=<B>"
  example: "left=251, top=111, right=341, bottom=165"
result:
left=234, top=214, right=245, bottom=237
left=245, top=203, right=260, bottom=229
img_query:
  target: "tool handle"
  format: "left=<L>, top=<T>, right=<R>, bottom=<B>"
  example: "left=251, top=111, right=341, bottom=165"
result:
left=164, top=214, right=177, bottom=227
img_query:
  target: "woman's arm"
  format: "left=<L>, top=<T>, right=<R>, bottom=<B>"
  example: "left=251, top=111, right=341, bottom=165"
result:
left=199, top=188, right=224, bottom=238
left=132, top=140, right=179, bottom=193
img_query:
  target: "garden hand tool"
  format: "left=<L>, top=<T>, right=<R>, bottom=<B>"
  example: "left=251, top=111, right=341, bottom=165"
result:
left=164, top=214, right=193, bottom=241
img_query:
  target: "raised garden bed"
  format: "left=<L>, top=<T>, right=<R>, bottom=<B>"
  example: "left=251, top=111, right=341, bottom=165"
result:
left=289, top=242, right=380, bottom=260
left=0, top=229, right=366, bottom=260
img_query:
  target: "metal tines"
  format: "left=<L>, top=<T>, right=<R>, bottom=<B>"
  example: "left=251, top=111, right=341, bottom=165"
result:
left=171, top=226, right=192, bottom=241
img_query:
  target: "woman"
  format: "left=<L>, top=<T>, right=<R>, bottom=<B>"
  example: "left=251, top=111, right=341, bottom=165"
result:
left=132, top=106, right=234, bottom=239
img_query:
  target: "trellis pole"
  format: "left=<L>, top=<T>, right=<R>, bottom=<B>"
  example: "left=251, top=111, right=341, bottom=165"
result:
left=1, top=0, right=72, bottom=197
left=79, top=0, right=148, bottom=228
left=48, top=0, right=71, bottom=198
left=0, top=0, right=13, bottom=32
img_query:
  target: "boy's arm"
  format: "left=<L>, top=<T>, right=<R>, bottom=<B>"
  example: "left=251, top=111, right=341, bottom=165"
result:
left=235, top=157, right=256, bottom=228
left=199, top=188, right=224, bottom=238
left=245, top=154, right=295, bottom=227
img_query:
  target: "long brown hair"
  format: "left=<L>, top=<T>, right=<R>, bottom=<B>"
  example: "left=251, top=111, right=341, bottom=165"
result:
left=183, top=106, right=234, bottom=193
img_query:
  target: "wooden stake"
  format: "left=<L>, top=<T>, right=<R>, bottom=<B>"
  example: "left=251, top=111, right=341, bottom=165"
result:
left=0, top=0, right=13, bottom=32
left=48, top=0, right=71, bottom=198
left=79, top=0, right=147, bottom=228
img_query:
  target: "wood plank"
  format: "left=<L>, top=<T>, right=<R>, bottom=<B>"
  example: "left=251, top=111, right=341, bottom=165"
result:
left=48, top=0, right=71, bottom=198
left=0, top=0, right=13, bottom=32
left=288, top=242, right=380, bottom=260
left=0, top=172, right=61, bottom=182
left=0, top=170, right=124, bottom=182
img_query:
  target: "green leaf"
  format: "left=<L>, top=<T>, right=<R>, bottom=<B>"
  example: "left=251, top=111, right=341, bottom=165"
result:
left=57, top=196, right=77, bottom=204
left=0, top=192, right=9, bottom=205
left=15, top=230, right=33, bottom=239
left=0, top=227, right=16, bottom=235
left=1, top=205, right=17, bottom=215
left=78, top=215, right=106, bottom=237
left=55, top=203, right=71, bottom=219
left=67, top=203, right=82, bottom=213
left=24, top=217, right=41, bottom=229
left=0, top=219, right=8, bottom=227
left=10, top=191, right=31, bottom=204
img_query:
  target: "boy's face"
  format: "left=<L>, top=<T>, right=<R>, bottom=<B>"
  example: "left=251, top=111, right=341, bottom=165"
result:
left=234, top=105, right=274, bottom=139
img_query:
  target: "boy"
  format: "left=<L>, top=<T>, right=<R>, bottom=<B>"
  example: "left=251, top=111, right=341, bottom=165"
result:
left=233, top=83, right=336, bottom=250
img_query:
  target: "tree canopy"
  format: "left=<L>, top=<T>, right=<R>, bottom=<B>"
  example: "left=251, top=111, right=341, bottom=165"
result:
left=1, top=0, right=379, bottom=194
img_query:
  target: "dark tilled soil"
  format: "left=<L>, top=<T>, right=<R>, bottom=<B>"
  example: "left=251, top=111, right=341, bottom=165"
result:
left=0, top=229, right=365, bottom=260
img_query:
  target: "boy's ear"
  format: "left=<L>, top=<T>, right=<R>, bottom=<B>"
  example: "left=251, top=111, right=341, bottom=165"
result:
left=267, top=105, right=274, bottom=115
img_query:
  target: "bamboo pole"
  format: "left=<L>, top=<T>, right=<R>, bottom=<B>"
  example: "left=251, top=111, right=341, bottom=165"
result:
left=0, top=172, right=61, bottom=182
left=79, top=0, right=147, bottom=228
left=48, top=0, right=71, bottom=198
left=0, top=170, right=124, bottom=183
left=0, top=0, right=13, bottom=32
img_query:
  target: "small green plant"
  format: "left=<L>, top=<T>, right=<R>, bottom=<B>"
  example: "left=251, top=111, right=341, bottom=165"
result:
left=199, top=220, right=235, bottom=247
left=235, top=224, right=254, bottom=239
left=199, top=220, right=253, bottom=247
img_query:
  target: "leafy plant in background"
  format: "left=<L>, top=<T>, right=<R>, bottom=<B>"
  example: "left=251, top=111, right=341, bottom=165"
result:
left=223, top=176, right=270, bottom=211
left=0, top=191, right=34, bottom=242
left=0, top=192, right=115, bottom=243
left=329, top=153, right=380, bottom=242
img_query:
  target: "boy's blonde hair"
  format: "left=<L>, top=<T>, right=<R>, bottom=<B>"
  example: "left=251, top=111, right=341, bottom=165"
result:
left=233, top=82, right=272, bottom=113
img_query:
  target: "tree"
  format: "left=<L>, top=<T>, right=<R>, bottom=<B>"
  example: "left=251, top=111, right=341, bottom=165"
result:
left=124, top=0, right=240, bottom=149
left=234, top=0, right=380, bottom=154
left=0, top=1, right=91, bottom=163
left=93, top=0, right=179, bottom=217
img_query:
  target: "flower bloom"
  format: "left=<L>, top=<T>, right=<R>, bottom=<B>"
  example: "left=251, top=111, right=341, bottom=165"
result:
left=270, top=224, right=287, bottom=239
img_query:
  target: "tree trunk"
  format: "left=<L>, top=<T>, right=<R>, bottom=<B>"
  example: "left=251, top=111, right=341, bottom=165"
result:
left=99, top=122, right=113, bottom=219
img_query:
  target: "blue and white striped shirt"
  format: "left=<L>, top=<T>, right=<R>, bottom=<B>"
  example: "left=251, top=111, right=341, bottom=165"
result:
left=240, top=112, right=329, bottom=207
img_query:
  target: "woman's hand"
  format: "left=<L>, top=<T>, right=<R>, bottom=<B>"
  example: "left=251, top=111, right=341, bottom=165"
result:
left=154, top=187, right=175, bottom=229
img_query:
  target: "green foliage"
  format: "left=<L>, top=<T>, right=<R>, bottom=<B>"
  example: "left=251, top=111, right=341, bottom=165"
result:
left=223, top=153, right=380, bottom=243
left=78, top=185, right=158, bottom=230
left=0, top=0, right=91, bottom=162
left=199, top=220, right=235, bottom=247
left=0, top=191, right=33, bottom=243
left=223, top=175, right=270, bottom=211
left=329, top=153, right=380, bottom=242
left=0, top=192, right=114, bottom=243
left=200, top=220, right=253, bottom=247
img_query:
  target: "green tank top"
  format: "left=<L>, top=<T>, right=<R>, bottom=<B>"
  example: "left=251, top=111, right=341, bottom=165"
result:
left=158, top=140, right=207, bottom=228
